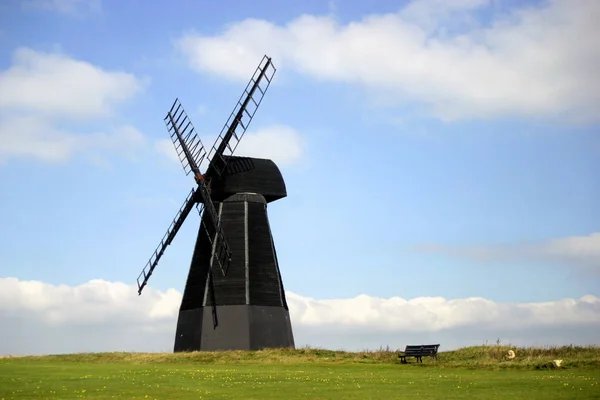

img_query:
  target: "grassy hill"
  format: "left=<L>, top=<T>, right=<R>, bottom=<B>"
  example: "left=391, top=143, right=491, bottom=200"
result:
left=9, top=344, right=600, bottom=369
left=1, top=345, right=599, bottom=399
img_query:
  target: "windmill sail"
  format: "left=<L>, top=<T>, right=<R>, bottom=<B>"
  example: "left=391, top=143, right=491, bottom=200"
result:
left=137, top=188, right=197, bottom=294
left=166, top=100, right=232, bottom=278
left=137, top=97, right=234, bottom=296
left=195, top=181, right=232, bottom=277
left=165, top=98, right=208, bottom=176
left=206, top=55, right=276, bottom=179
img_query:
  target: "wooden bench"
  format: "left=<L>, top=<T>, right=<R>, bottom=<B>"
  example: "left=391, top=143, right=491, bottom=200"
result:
left=398, top=344, right=440, bottom=364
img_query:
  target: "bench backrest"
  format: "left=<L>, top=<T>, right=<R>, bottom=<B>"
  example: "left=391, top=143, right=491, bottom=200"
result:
left=404, top=344, right=440, bottom=355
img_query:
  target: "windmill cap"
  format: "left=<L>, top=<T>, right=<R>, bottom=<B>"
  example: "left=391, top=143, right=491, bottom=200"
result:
left=207, top=156, right=287, bottom=203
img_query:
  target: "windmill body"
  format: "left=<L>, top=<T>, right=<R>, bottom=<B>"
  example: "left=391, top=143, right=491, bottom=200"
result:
left=175, top=156, right=294, bottom=351
left=136, top=56, right=295, bottom=352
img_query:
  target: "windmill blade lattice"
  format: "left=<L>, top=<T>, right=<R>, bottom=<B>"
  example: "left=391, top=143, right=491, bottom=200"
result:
left=206, top=56, right=276, bottom=178
left=194, top=183, right=232, bottom=277
left=165, top=99, right=208, bottom=176
left=137, top=188, right=198, bottom=294
left=165, top=99, right=232, bottom=278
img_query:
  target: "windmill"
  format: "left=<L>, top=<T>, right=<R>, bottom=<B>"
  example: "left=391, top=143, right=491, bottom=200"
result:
left=136, top=56, right=295, bottom=352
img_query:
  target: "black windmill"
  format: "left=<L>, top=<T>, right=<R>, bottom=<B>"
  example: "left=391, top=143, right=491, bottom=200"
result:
left=136, top=56, right=295, bottom=352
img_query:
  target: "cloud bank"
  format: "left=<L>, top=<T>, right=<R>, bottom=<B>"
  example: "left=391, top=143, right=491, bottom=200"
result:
left=1, top=278, right=598, bottom=356
left=177, top=0, right=600, bottom=123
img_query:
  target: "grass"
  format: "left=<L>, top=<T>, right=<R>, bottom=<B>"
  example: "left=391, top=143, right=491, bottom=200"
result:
left=0, top=345, right=599, bottom=399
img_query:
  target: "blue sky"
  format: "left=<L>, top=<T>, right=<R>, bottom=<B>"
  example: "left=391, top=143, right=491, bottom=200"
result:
left=0, top=0, right=598, bottom=353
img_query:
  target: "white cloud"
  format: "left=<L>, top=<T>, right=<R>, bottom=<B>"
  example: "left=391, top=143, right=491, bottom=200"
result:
left=156, top=125, right=305, bottom=167
left=287, top=292, right=600, bottom=332
left=176, top=0, right=600, bottom=123
left=399, top=0, right=489, bottom=30
left=0, top=278, right=179, bottom=325
left=0, top=115, right=145, bottom=163
left=0, top=278, right=598, bottom=355
left=543, top=233, right=600, bottom=265
left=0, top=47, right=146, bottom=164
left=0, top=47, right=141, bottom=118
left=415, top=232, right=600, bottom=272
left=21, top=0, right=101, bottom=16
left=233, top=125, right=304, bottom=165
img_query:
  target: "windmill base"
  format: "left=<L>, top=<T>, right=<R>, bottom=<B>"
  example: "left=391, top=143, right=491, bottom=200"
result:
left=174, top=305, right=295, bottom=352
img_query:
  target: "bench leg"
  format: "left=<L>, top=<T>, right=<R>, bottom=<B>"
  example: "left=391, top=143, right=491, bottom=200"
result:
left=399, top=356, right=407, bottom=364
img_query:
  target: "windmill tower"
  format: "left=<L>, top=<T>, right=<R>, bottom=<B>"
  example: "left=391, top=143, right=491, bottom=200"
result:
left=136, top=56, right=295, bottom=352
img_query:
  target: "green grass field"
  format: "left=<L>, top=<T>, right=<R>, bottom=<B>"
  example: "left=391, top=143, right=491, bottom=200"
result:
left=1, top=346, right=599, bottom=399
